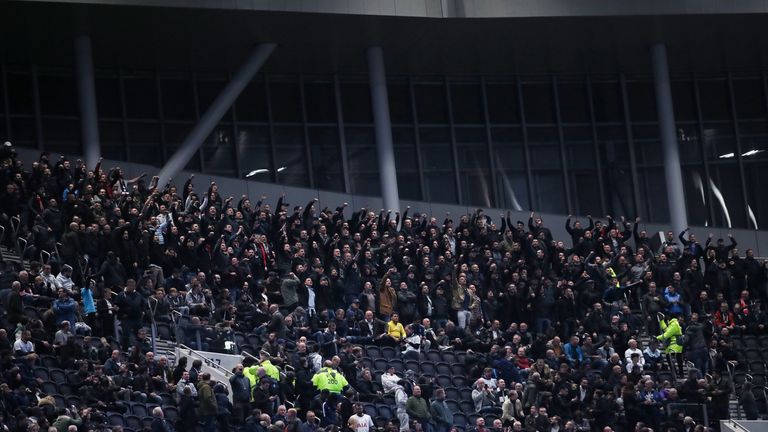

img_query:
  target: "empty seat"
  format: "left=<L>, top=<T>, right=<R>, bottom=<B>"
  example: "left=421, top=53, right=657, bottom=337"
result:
left=376, top=404, right=393, bottom=419
left=364, top=403, right=378, bottom=418
left=749, top=361, right=766, bottom=374
left=446, top=399, right=460, bottom=413
left=49, top=369, right=67, bottom=384
left=34, top=367, right=50, bottom=381
left=156, top=323, right=173, bottom=340
left=444, top=387, right=460, bottom=401
left=53, top=394, right=66, bottom=408
left=366, top=346, right=382, bottom=358
left=389, top=360, right=404, bottom=373
left=452, top=376, right=468, bottom=388
left=451, top=364, right=465, bottom=376
left=381, top=347, right=397, bottom=359
left=163, top=406, right=179, bottom=423
left=125, top=415, right=142, bottom=431
left=436, top=375, right=452, bottom=388
left=441, top=352, right=457, bottom=364
left=404, top=360, right=419, bottom=373
left=427, top=350, right=442, bottom=363
left=453, top=413, right=468, bottom=429
left=108, top=413, right=125, bottom=426
left=435, top=362, right=451, bottom=375
left=746, top=349, right=762, bottom=362
left=460, top=400, right=474, bottom=414
left=41, top=356, right=60, bottom=368
left=374, top=359, right=389, bottom=371
left=40, top=381, right=58, bottom=395
left=459, top=388, right=473, bottom=401
left=66, top=396, right=82, bottom=408
left=131, top=403, right=148, bottom=417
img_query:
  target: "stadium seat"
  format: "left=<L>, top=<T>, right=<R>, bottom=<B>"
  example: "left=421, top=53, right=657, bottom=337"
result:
left=40, top=381, right=58, bottom=395
left=460, top=400, right=474, bottom=414
left=66, top=396, right=82, bottom=408
left=53, top=394, right=66, bottom=408
left=426, top=350, right=442, bottom=362
left=451, top=364, right=465, bottom=376
left=420, top=362, right=436, bottom=375
left=389, top=360, right=404, bottom=373
left=749, top=361, right=766, bottom=374
left=452, top=376, right=468, bottom=388
left=453, top=413, right=468, bottom=429
left=404, top=360, right=419, bottom=373
left=374, top=358, right=389, bottom=371
left=376, top=404, right=393, bottom=419
left=363, top=403, right=377, bottom=418
left=141, top=417, right=154, bottom=429
left=163, top=406, right=179, bottom=423
left=459, top=388, right=473, bottom=401
left=436, top=375, right=452, bottom=388
left=361, top=357, right=374, bottom=369
left=125, top=415, right=142, bottom=431
left=752, top=374, right=766, bottom=387
left=157, top=322, right=173, bottom=340
left=746, top=348, right=762, bottom=361
left=108, top=413, right=125, bottom=426
left=49, top=368, right=67, bottom=384
left=743, top=335, right=759, bottom=348
left=34, top=367, right=50, bottom=381
left=131, top=403, right=148, bottom=417
left=41, top=355, right=60, bottom=368
left=381, top=347, right=396, bottom=359
left=435, top=362, right=451, bottom=375
left=440, top=352, right=457, bottom=364
left=444, top=387, right=460, bottom=401
left=445, top=399, right=460, bottom=413
left=366, top=346, right=382, bottom=359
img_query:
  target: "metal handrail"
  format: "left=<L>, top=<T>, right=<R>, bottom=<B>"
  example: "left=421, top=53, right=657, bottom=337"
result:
left=16, top=237, right=27, bottom=267
left=728, top=360, right=742, bottom=419
left=10, top=216, right=20, bottom=236
left=177, top=344, right=234, bottom=378
left=40, top=250, right=50, bottom=265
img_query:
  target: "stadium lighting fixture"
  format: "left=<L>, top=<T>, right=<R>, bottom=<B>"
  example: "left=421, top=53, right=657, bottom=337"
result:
left=742, top=149, right=764, bottom=157
left=246, top=168, right=270, bottom=177
left=718, top=149, right=764, bottom=159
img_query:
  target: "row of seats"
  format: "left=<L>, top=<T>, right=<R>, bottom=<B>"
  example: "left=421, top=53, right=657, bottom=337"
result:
left=360, top=402, right=497, bottom=429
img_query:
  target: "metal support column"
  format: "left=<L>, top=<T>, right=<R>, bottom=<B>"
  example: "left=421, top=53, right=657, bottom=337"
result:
left=75, top=34, right=101, bottom=169
left=157, top=43, right=275, bottom=186
left=651, top=43, right=688, bottom=235
left=367, top=47, right=400, bottom=211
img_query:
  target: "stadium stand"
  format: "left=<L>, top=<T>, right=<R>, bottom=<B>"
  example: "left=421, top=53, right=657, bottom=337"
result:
left=0, top=143, right=766, bottom=432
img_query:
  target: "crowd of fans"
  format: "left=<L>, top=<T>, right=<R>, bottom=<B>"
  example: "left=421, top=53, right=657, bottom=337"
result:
left=0, top=143, right=767, bottom=432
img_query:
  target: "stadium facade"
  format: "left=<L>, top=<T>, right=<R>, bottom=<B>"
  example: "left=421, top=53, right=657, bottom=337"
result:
left=3, top=0, right=768, bottom=246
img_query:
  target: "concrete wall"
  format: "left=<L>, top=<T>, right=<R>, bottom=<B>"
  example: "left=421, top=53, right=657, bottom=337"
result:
left=13, top=0, right=768, bottom=18
left=14, top=147, right=768, bottom=256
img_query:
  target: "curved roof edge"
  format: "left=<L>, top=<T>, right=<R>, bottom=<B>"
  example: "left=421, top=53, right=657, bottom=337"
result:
left=12, top=0, right=768, bottom=18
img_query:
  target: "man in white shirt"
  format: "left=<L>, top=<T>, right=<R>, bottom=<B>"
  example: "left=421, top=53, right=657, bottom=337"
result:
left=348, top=403, right=374, bottom=432
left=41, top=264, right=60, bottom=291
left=56, top=265, right=75, bottom=293
left=13, top=330, right=34, bottom=355
left=381, top=365, right=401, bottom=394
left=624, top=339, right=644, bottom=368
